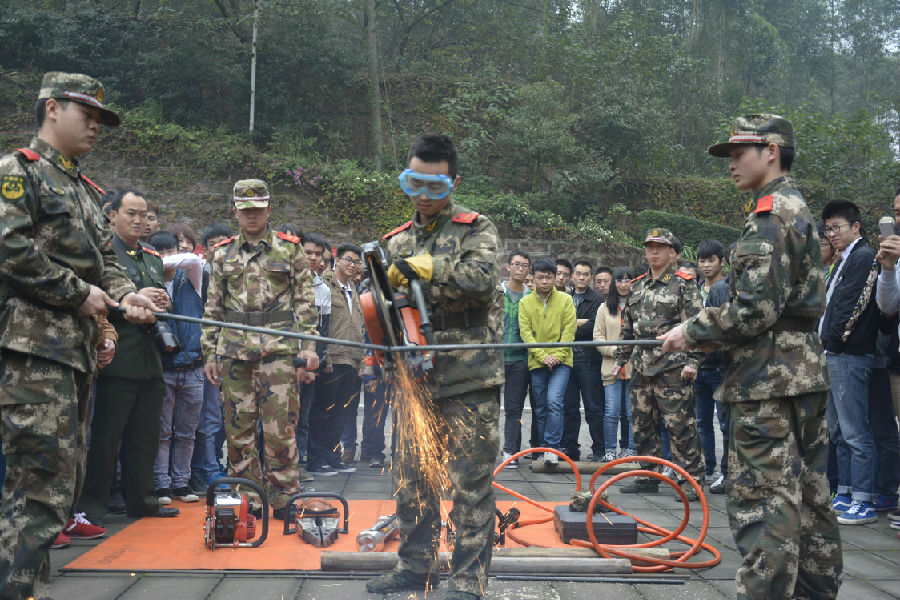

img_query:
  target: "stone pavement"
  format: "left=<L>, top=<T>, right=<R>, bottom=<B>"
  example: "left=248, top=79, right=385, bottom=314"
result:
left=49, top=407, right=899, bottom=599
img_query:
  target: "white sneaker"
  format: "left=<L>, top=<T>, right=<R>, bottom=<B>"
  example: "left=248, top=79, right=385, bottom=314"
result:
left=661, top=466, right=676, bottom=480
left=601, top=451, right=617, bottom=462
left=704, top=473, right=718, bottom=484
left=544, top=452, right=559, bottom=465
left=501, top=452, right=518, bottom=469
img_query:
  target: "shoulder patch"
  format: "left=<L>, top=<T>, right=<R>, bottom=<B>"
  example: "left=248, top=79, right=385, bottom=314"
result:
left=674, top=270, right=695, bottom=280
left=143, top=246, right=161, bottom=258
left=382, top=220, right=413, bottom=241
left=276, top=231, right=301, bottom=244
left=754, top=195, right=774, bottom=214
left=80, top=175, right=105, bottom=196
left=214, top=236, right=235, bottom=248
left=15, top=148, right=39, bottom=162
left=631, top=272, right=649, bottom=283
left=451, top=212, right=479, bottom=224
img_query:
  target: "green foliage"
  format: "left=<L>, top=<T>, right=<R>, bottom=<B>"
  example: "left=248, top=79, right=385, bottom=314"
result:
left=635, top=210, right=742, bottom=250
left=107, top=102, right=279, bottom=185
left=614, top=176, right=748, bottom=229
left=293, top=160, right=412, bottom=238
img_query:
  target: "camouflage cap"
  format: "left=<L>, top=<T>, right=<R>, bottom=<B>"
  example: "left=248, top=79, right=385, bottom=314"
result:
left=708, top=114, right=794, bottom=157
left=38, top=72, right=120, bottom=127
left=643, top=227, right=675, bottom=247
left=233, top=179, right=271, bottom=209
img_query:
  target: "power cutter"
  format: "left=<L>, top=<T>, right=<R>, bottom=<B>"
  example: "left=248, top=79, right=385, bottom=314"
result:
left=359, top=241, right=435, bottom=379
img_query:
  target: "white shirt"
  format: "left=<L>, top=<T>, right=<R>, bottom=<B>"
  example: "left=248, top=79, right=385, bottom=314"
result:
left=338, top=278, right=354, bottom=315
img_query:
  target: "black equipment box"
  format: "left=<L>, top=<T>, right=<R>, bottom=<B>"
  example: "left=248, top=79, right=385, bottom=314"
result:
left=553, top=505, right=637, bottom=545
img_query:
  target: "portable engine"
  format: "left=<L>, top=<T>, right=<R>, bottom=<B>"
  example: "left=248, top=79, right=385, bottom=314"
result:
left=204, top=477, right=268, bottom=549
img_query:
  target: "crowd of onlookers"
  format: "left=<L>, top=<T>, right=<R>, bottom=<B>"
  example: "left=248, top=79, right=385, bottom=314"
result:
left=2, top=196, right=899, bottom=551
left=501, top=198, right=900, bottom=535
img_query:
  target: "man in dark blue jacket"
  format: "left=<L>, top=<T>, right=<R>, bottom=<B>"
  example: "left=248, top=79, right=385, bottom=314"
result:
left=149, top=231, right=206, bottom=504
left=562, top=259, right=606, bottom=461
left=820, top=200, right=880, bottom=524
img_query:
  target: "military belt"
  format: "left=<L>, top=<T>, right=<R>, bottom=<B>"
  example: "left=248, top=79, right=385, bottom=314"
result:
left=770, top=317, right=816, bottom=332
left=224, top=310, right=294, bottom=326
left=431, top=310, right=489, bottom=331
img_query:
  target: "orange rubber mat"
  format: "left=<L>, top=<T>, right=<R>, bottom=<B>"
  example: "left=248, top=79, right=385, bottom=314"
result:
left=63, top=499, right=563, bottom=572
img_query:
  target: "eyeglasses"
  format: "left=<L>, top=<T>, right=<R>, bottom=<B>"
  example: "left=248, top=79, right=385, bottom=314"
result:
left=339, top=257, right=363, bottom=266
left=508, top=262, right=530, bottom=270
left=398, top=169, right=454, bottom=199
left=824, top=223, right=852, bottom=235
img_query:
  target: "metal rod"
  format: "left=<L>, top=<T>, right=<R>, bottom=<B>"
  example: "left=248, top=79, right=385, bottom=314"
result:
left=111, top=308, right=663, bottom=353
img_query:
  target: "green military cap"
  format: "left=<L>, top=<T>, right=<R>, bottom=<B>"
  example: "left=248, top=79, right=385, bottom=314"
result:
left=708, top=114, right=794, bottom=157
left=38, top=72, right=120, bottom=127
left=233, top=179, right=270, bottom=209
left=643, top=227, right=675, bottom=246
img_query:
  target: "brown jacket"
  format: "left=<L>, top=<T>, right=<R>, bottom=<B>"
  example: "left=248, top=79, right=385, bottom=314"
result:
left=593, top=302, right=632, bottom=384
left=323, top=273, right=366, bottom=368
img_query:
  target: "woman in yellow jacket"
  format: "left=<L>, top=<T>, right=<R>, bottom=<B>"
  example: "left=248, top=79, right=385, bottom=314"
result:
left=593, top=267, right=635, bottom=461
left=518, top=258, right=577, bottom=465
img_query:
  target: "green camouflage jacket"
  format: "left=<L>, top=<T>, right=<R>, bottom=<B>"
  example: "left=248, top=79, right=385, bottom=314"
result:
left=615, top=265, right=703, bottom=376
left=682, top=175, right=829, bottom=402
left=0, top=137, right=135, bottom=375
left=202, top=227, right=318, bottom=362
left=383, top=202, right=502, bottom=398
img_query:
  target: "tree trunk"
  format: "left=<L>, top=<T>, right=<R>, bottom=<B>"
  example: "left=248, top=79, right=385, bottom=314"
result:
left=249, top=0, right=259, bottom=133
left=367, top=0, right=383, bottom=170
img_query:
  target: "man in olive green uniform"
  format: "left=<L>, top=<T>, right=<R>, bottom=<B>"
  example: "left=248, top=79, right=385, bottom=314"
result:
left=613, top=228, right=705, bottom=499
left=81, top=189, right=180, bottom=521
left=660, top=115, right=842, bottom=599
left=366, top=133, right=502, bottom=600
left=202, top=179, right=319, bottom=518
left=0, top=72, right=158, bottom=600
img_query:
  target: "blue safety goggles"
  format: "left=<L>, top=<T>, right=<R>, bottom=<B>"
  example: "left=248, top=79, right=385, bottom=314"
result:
left=398, top=169, right=454, bottom=200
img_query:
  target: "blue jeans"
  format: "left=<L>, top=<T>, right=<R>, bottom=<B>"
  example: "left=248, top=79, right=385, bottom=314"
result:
left=869, top=368, right=900, bottom=502
left=826, top=352, right=876, bottom=502
left=191, top=378, right=225, bottom=482
left=502, top=360, right=531, bottom=455
left=361, top=380, right=391, bottom=462
left=694, top=367, right=723, bottom=476
left=155, top=367, right=205, bottom=489
left=604, top=379, right=634, bottom=452
left=562, top=355, right=605, bottom=457
left=530, top=365, right=571, bottom=450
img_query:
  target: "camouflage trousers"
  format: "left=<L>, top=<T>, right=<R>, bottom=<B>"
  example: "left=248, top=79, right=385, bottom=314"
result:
left=0, top=351, right=92, bottom=600
left=630, top=369, right=705, bottom=479
left=394, top=387, right=500, bottom=596
left=221, top=355, right=301, bottom=510
left=728, top=392, right=842, bottom=600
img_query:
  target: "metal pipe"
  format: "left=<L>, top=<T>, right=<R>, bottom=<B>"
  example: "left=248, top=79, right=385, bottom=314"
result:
left=111, top=308, right=663, bottom=353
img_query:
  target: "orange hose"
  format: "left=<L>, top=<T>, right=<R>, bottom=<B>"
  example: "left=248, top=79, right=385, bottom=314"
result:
left=492, top=450, right=721, bottom=573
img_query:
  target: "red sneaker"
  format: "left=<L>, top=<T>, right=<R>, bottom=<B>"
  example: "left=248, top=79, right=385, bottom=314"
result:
left=64, top=512, right=107, bottom=539
left=51, top=532, right=71, bottom=549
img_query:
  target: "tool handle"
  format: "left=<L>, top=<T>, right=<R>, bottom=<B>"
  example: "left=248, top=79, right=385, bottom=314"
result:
left=408, top=279, right=436, bottom=346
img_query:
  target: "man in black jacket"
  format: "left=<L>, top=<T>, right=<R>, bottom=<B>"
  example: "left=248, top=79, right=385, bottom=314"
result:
left=820, top=200, right=879, bottom=524
left=561, top=259, right=606, bottom=461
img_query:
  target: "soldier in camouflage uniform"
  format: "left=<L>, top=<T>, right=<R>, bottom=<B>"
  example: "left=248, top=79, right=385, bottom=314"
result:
left=202, top=179, right=320, bottom=518
left=0, top=72, right=158, bottom=600
left=366, top=133, right=502, bottom=600
left=660, top=115, right=842, bottom=599
left=613, top=228, right=706, bottom=500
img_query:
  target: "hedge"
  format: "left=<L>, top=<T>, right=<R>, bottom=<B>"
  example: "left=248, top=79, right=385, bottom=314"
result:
left=635, top=210, right=742, bottom=249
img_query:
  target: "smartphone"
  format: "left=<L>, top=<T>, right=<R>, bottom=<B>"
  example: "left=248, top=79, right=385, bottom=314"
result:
left=879, top=216, right=899, bottom=238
